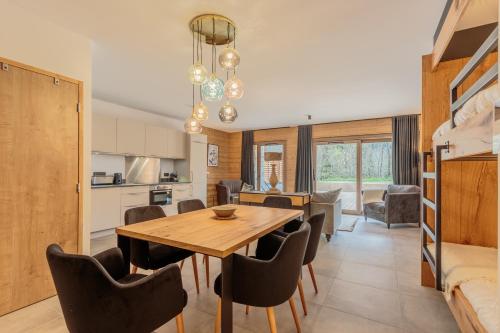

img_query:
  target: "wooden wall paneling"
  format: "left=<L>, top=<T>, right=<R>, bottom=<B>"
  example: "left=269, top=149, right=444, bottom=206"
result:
left=312, top=118, right=392, bottom=140
left=459, top=160, right=498, bottom=247
left=0, top=58, right=81, bottom=315
left=228, top=132, right=242, bottom=180
left=441, top=161, right=463, bottom=243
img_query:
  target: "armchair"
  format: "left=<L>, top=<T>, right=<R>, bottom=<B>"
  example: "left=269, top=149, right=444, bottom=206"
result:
left=219, top=179, right=242, bottom=204
left=46, top=244, right=187, bottom=333
left=363, top=185, right=420, bottom=229
left=310, top=198, right=342, bottom=241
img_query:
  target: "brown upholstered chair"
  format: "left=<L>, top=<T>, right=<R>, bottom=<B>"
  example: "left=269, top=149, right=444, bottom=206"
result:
left=177, top=199, right=211, bottom=288
left=214, top=222, right=311, bottom=333
left=125, top=205, right=201, bottom=294
left=46, top=244, right=187, bottom=333
left=270, top=212, right=326, bottom=315
left=219, top=179, right=243, bottom=203
left=262, top=196, right=293, bottom=209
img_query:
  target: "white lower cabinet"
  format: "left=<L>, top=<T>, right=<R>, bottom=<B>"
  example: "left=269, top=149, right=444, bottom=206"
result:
left=92, top=186, right=150, bottom=233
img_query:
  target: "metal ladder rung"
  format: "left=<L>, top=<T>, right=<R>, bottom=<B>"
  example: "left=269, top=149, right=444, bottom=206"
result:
left=422, top=223, right=436, bottom=242
left=423, top=198, right=436, bottom=210
left=423, top=172, right=435, bottom=179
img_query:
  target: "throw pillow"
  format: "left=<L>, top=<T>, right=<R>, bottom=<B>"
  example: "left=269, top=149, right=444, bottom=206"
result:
left=241, top=182, right=254, bottom=192
left=312, top=188, right=342, bottom=203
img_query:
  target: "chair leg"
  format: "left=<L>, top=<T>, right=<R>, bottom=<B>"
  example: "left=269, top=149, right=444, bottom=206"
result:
left=176, top=313, right=185, bottom=333
left=131, top=265, right=138, bottom=274
left=205, top=255, right=210, bottom=288
left=245, top=244, right=249, bottom=256
left=297, top=279, right=308, bottom=316
left=266, top=307, right=278, bottom=333
left=307, top=263, right=318, bottom=294
left=215, top=298, right=221, bottom=333
left=191, top=255, right=200, bottom=294
left=289, top=298, right=301, bottom=333
left=180, top=259, right=185, bottom=270
left=245, top=305, right=250, bottom=315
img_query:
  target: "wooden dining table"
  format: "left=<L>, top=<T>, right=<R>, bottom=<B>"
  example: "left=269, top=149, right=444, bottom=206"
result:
left=116, top=204, right=303, bottom=333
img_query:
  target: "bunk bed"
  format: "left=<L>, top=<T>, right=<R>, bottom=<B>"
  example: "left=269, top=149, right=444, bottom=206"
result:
left=421, top=8, right=499, bottom=332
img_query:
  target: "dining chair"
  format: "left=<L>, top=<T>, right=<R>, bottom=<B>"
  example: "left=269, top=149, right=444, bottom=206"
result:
left=262, top=196, right=293, bottom=209
left=124, top=205, right=201, bottom=294
left=46, top=244, right=187, bottom=333
left=261, top=212, right=326, bottom=315
left=177, top=199, right=211, bottom=288
left=214, top=222, right=311, bottom=333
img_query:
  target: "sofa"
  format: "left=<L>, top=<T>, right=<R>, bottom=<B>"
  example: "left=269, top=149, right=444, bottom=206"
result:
left=310, top=190, right=342, bottom=241
left=216, top=179, right=242, bottom=205
left=363, top=185, right=420, bottom=229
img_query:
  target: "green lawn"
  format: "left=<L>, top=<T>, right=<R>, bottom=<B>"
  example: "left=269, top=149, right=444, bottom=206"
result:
left=318, top=177, right=392, bottom=183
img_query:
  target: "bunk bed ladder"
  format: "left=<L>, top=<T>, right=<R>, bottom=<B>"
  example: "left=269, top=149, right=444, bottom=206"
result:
left=421, top=143, right=449, bottom=292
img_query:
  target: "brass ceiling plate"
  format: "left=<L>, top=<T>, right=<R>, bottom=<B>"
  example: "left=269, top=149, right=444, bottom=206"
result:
left=189, top=14, right=236, bottom=45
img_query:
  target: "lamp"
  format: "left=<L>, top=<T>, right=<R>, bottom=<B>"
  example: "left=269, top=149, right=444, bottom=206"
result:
left=264, top=152, right=282, bottom=194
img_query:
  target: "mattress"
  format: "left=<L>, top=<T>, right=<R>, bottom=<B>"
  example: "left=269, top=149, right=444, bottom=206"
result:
left=460, top=280, right=499, bottom=333
left=427, top=242, right=497, bottom=299
left=432, top=84, right=500, bottom=142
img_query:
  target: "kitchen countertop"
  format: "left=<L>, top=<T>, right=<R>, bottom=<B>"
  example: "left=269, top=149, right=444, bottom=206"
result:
left=91, top=181, right=192, bottom=189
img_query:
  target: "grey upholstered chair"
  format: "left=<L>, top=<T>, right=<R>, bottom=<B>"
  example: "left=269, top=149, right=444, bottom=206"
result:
left=214, top=222, right=311, bottom=333
left=219, top=179, right=242, bottom=203
left=363, top=185, right=420, bottom=229
left=46, top=244, right=187, bottom=333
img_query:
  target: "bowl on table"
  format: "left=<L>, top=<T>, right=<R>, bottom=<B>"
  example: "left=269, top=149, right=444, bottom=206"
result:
left=212, top=204, right=238, bottom=219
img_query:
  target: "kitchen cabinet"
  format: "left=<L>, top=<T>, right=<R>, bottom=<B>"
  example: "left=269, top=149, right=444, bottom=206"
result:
left=167, top=129, right=187, bottom=159
left=91, top=187, right=121, bottom=232
left=145, top=125, right=168, bottom=157
left=92, top=114, right=117, bottom=153
left=120, top=187, right=150, bottom=223
left=116, top=118, right=146, bottom=155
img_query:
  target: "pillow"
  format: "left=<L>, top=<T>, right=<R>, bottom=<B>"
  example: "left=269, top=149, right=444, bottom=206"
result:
left=312, top=189, right=342, bottom=203
left=241, top=182, right=253, bottom=192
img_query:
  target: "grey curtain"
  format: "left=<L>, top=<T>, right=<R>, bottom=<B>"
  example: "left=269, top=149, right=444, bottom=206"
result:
left=295, top=125, right=313, bottom=193
left=392, top=115, right=419, bottom=185
left=241, top=131, right=255, bottom=186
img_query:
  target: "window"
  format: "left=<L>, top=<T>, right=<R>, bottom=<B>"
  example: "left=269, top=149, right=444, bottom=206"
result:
left=253, top=143, right=285, bottom=191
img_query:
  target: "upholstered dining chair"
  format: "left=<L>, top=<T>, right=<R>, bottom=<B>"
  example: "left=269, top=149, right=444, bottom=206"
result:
left=177, top=199, right=211, bottom=288
left=46, top=244, right=187, bottom=333
left=124, top=205, right=201, bottom=294
left=214, top=223, right=311, bottom=333
left=262, top=196, right=293, bottom=209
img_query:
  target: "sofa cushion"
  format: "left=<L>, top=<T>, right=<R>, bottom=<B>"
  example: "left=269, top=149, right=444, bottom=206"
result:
left=364, top=202, right=385, bottom=215
left=312, top=189, right=342, bottom=203
left=241, top=182, right=253, bottom=192
left=387, top=185, right=420, bottom=194
left=220, top=180, right=243, bottom=194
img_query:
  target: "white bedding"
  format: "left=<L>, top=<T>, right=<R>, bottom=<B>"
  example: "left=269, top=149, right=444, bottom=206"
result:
left=432, top=84, right=500, bottom=142
left=460, top=280, right=499, bottom=333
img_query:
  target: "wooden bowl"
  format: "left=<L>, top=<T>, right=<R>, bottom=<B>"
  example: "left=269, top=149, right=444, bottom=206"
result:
left=212, top=204, right=237, bottom=218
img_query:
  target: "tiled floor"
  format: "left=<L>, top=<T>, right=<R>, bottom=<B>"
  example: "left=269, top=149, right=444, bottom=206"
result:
left=0, top=215, right=459, bottom=332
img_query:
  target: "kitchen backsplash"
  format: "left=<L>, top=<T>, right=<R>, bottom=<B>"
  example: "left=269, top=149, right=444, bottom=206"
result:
left=92, top=153, right=176, bottom=180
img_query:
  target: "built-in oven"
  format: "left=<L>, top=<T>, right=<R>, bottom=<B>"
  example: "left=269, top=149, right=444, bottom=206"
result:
left=149, top=185, right=172, bottom=206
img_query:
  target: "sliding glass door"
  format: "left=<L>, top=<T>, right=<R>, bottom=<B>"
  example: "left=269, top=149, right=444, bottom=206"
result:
left=315, top=137, right=392, bottom=214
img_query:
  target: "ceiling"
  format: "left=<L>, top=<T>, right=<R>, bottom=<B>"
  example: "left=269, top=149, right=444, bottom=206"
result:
left=12, top=0, right=447, bottom=131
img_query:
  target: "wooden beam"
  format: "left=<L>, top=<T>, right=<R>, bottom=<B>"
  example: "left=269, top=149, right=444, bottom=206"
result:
left=432, top=0, right=471, bottom=70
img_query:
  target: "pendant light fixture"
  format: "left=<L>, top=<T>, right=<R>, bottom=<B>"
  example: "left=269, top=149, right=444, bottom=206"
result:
left=185, top=14, right=244, bottom=130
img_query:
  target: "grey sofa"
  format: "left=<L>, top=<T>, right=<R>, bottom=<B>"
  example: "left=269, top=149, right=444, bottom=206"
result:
left=219, top=179, right=243, bottom=204
left=363, top=185, right=420, bottom=229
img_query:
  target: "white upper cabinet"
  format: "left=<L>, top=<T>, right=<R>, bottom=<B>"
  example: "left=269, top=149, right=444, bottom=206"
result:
left=92, top=114, right=117, bottom=153
left=116, top=118, right=146, bottom=155
left=167, top=129, right=187, bottom=159
left=145, top=125, right=168, bottom=157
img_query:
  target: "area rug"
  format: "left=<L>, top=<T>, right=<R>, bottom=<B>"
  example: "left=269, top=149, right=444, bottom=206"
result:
left=337, top=217, right=360, bottom=232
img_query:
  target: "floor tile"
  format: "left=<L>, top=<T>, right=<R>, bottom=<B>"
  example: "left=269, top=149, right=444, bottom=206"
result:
left=400, top=294, right=459, bottom=333
left=337, top=261, right=398, bottom=291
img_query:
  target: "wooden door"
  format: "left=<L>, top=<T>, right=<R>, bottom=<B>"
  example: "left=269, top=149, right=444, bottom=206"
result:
left=0, top=59, right=81, bottom=315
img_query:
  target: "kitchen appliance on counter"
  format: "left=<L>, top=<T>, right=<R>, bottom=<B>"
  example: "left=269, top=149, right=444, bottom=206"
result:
left=91, top=172, right=114, bottom=185
left=125, top=157, right=160, bottom=184
left=150, top=184, right=172, bottom=206
left=113, top=172, right=123, bottom=185
left=160, top=172, right=178, bottom=183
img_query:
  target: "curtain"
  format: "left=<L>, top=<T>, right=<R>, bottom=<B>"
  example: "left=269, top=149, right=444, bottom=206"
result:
left=392, top=115, right=419, bottom=185
left=240, top=130, right=255, bottom=187
left=295, top=125, right=314, bottom=193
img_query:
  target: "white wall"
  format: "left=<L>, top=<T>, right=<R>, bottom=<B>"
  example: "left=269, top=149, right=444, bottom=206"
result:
left=0, top=2, right=93, bottom=254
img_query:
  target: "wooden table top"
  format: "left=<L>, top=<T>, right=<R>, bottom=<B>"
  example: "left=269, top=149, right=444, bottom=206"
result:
left=116, top=205, right=303, bottom=258
left=240, top=191, right=310, bottom=197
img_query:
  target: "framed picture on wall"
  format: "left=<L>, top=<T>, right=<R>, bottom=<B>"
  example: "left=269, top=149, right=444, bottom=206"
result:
left=208, top=144, right=219, bottom=167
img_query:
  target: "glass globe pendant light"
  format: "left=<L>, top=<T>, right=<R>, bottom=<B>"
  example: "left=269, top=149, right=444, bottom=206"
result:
left=219, top=47, right=240, bottom=70
left=202, top=73, right=224, bottom=102
left=224, top=75, right=244, bottom=99
left=184, top=117, right=203, bottom=134
left=188, top=62, right=208, bottom=85
left=219, top=101, right=238, bottom=123
left=192, top=101, right=209, bottom=121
